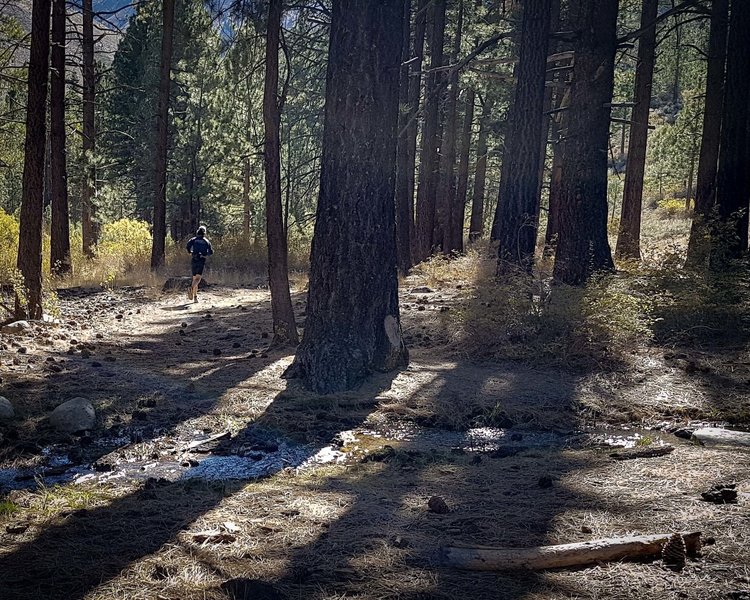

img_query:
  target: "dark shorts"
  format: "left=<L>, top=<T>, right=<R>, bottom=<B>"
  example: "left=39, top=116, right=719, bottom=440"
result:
left=191, top=258, right=206, bottom=276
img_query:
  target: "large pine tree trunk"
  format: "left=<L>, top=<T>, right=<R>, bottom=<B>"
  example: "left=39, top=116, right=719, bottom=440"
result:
left=615, top=0, right=659, bottom=261
left=468, top=95, right=492, bottom=243
left=453, top=87, right=475, bottom=252
left=414, top=0, right=446, bottom=263
left=435, top=0, right=463, bottom=254
left=685, top=0, right=729, bottom=269
left=709, top=0, right=750, bottom=268
left=81, top=0, right=97, bottom=257
left=291, top=0, right=408, bottom=394
left=150, top=0, right=175, bottom=270
left=264, top=0, right=299, bottom=346
left=395, top=0, right=413, bottom=274
left=16, top=0, right=51, bottom=320
left=50, top=0, right=71, bottom=276
left=494, top=0, right=552, bottom=272
left=406, top=0, right=427, bottom=264
left=552, top=0, right=618, bottom=285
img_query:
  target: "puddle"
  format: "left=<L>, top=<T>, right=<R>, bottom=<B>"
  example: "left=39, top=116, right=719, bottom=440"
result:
left=0, top=423, right=683, bottom=493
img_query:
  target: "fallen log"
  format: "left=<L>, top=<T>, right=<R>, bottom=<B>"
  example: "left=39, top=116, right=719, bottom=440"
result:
left=691, top=427, right=750, bottom=448
left=441, top=531, right=701, bottom=571
left=610, top=444, right=675, bottom=460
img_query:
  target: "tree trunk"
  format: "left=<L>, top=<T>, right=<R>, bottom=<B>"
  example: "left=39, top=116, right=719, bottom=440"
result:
left=709, top=0, right=750, bottom=268
left=81, top=0, right=97, bottom=258
left=264, top=0, right=299, bottom=346
left=150, top=0, right=175, bottom=270
left=494, top=0, right=552, bottom=272
left=290, top=0, right=408, bottom=394
left=414, top=0, right=446, bottom=263
left=615, top=0, right=659, bottom=261
left=453, top=87, right=475, bottom=252
left=685, top=0, right=729, bottom=269
left=406, top=0, right=427, bottom=264
left=468, top=95, right=492, bottom=243
left=435, top=0, right=463, bottom=254
left=16, top=0, right=51, bottom=320
left=552, top=0, right=618, bottom=285
left=50, top=0, right=71, bottom=276
left=243, top=156, right=252, bottom=238
left=544, top=110, right=565, bottom=250
left=395, top=0, right=413, bottom=274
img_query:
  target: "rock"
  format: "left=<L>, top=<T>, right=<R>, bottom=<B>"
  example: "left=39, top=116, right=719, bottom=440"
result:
left=701, top=483, right=738, bottom=504
left=411, top=286, right=434, bottom=294
left=213, top=348, right=222, bottom=356
left=0, top=396, right=14, bottom=420
left=5, top=523, right=29, bottom=534
left=673, top=427, right=695, bottom=440
left=49, top=397, right=96, bottom=433
left=428, top=495, right=451, bottom=514
left=80, top=349, right=91, bottom=359
left=692, top=427, right=750, bottom=448
left=1, top=321, right=31, bottom=335
left=538, top=475, right=554, bottom=489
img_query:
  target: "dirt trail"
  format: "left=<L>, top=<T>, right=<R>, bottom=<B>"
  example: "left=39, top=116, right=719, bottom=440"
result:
left=0, top=284, right=749, bottom=600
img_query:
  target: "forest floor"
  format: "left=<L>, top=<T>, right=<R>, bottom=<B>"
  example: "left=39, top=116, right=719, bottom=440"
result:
left=0, top=272, right=749, bottom=600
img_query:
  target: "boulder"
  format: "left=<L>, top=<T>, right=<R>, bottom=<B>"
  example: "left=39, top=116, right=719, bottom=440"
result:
left=0, top=396, right=14, bottom=420
left=1, top=320, right=31, bottom=335
left=49, top=397, right=96, bottom=433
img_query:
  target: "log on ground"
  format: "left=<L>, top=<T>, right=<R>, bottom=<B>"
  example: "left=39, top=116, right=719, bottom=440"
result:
left=441, top=531, right=702, bottom=571
left=691, top=428, right=750, bottom=448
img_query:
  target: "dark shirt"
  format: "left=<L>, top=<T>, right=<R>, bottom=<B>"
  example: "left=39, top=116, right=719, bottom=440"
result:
left=186, top=236, right=213, bottom=260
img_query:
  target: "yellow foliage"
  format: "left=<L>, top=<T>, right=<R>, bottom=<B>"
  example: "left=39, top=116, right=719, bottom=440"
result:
left=656, top=197, right=687, bottom=217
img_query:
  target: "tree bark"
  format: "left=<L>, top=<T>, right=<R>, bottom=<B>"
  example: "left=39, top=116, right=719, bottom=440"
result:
left=685, top=0, right=729, bottom=269
left=243, top=156, right=252, bottom=238
left=494, top=0, right=552, bottom=272
left=552, top=0, right=618, bottom=285
left=709, top=0, right=750, bottom=269
left=50, top=0, right=71, bottom=276
left=150, top=0, right=175, bottom=270
left=468, top=94, right=492, bottom=243
left=395, top=0, right=413, bottom=274
left=264, top=0, right=299, bottom=346
left=435, top=0, right=464, bottom=254
left=81, top=0, right=97, bottom=258
left=453, top=87, right=475, bottom=252
left=414, top=0, right=446, bottom=263
left=291, top=0, right=408, bottom=394
left=615, top=0, right=659, bottom=261
left=16, top=0, right=51, bottom=320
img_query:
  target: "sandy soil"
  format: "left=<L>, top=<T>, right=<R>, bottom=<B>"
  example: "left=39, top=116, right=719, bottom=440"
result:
left=0, top=282, right=748, bottom=600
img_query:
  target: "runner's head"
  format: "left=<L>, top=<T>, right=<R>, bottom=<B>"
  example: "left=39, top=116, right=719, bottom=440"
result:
left=196, top=225, right=206, bottom=237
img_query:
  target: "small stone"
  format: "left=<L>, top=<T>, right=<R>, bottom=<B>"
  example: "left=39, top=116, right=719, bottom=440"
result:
left=581, top=525, right=593, bottom=534
left=213, top=348, right=222, bottom=356
left=17, top=347, right=27, bottom=354
left=49, top=397, right=96, bottom=433
left=417, top=305, right=426, bottom=311
left=411, top=286, right=434, bottom=294
left=538, top=475, right=553, bottom=489
left=232, top=342, right=241, bottom=348
left=181, top=322, right=187, bottom=328
left=5, top=523, right=29, bottom=534
left=179, top=330, right=186, bottom=336
left=0, top=396, right=14, bottom=420
left=427, top=495, right=450, bottom=514
left=391, top=535, right=409, bottom=548
left=80, top=349, right=91, bottom=359
left=261, top=332, right=269, bottom=339
left=95, top=333, right=103, bottom=339
left=115, top=314, right=124, bottom=320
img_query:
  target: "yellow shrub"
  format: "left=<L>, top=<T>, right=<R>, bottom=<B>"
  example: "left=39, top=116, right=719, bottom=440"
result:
left=0, top=208, right=19, bottom=279
left=656, top=197, right=687, bottom=217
